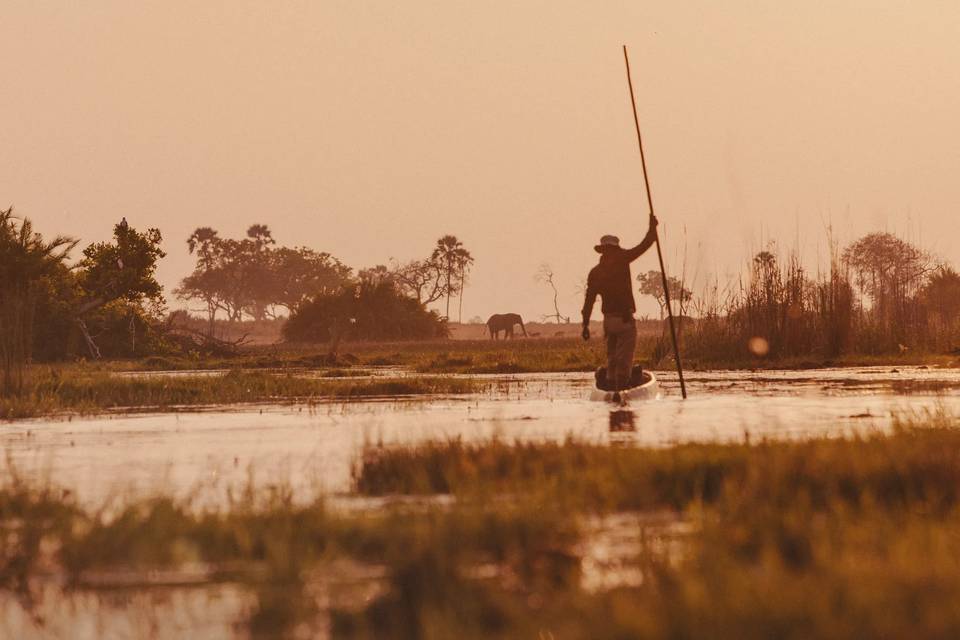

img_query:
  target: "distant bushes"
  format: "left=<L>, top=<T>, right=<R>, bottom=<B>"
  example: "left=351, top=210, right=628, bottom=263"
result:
left=283, top=280, right=448, bottom=343
left=175, top=224, right=353, bottom=323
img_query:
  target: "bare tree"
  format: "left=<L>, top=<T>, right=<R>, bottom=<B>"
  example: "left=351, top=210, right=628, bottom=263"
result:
left=391, top=258, right=447, bottom=305
left=535, top=263, right=569, bottom=324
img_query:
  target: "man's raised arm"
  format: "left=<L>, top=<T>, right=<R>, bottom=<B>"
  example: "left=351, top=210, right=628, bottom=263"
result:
left=623, top=215, right=659, bottom=262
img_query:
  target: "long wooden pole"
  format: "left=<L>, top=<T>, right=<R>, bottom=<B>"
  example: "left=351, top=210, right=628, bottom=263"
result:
left=622, top=45, right=688, bottom=399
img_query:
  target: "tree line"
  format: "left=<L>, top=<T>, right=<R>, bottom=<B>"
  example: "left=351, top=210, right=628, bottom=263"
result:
left=0, top=208, right=166, bottom=394
left=175, top=225, right=474, bottom=331
left=280, top=234, right=474, bottom=344
left=0, top=206, right=476, bottom=396
left=175, top=225, right=352, bottom=326
left=6, top=200, right=960, bottom=394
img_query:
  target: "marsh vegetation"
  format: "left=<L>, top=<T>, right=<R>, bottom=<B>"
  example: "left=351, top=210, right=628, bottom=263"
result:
left=5, top=201, right=960, bottom=640
left=682, top=233, right=960, bottom=364
left=5, top=413, right=960, bottom=638
left=4, top=205, right=960, bottom=396
left=0, top=369, right=483, bottom=420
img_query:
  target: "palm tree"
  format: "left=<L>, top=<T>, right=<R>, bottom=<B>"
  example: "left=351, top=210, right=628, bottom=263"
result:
left=431, top=235, right=473, bottom=320
left=0, top=207, right=76, bottom=395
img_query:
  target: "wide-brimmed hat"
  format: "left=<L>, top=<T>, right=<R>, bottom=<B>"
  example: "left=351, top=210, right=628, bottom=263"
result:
left=594, top=235, right=620, bottom=253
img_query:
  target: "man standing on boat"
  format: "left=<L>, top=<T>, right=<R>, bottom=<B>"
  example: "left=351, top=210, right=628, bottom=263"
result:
left=581, top=214, right=658, bottom=399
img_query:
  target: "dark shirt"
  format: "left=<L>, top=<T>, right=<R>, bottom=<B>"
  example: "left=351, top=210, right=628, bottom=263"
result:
left=582, top=235, right=656, bottom=321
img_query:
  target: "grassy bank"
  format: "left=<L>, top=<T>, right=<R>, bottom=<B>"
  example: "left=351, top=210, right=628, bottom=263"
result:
left=6, top=416, right=960, bottom=637
left=0, top=369, right=483, bottom=420
left=362, top=339, right=958, bottom=373
left=110, top=337, right=612, bottom=374
left=104, top=337, right=960, bottom=376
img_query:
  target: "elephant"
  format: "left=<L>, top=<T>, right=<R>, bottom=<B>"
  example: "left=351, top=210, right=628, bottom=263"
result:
left=487, top=313, right=527, bottom=340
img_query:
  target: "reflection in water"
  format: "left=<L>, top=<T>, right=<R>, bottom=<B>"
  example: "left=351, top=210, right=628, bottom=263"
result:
left=0, top=582, right=256, bottom=640
left=579, top=511, right=691, bottom=593
left=608, top=410, right=635, bottom=432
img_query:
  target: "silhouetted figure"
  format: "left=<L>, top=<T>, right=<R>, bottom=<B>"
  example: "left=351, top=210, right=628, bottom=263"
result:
left=581, top=215, right=658, bottom=396
left=119, top=217, right=128, bottom=231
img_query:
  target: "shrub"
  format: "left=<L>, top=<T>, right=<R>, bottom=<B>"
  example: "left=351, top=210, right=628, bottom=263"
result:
left=283, top=281, right=448, bottom=343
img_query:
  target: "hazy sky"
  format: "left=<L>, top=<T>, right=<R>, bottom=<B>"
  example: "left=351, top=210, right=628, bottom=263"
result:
left=3, top=2, right=959, bottom=321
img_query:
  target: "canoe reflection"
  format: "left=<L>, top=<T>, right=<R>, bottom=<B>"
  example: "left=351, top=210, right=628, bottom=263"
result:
left=609, top=409, right=636, bottom=432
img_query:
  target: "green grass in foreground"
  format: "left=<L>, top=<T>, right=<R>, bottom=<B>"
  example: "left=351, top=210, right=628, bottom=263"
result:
left=0, top=369, right=482, bottom=419
left=6, top=415, right=960, bottom=637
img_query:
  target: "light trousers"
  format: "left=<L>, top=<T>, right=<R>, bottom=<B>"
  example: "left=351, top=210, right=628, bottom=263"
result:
left=603, top=314, right=637, bottom=391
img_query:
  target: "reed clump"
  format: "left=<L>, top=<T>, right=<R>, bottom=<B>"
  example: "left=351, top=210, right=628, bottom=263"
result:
left=683, top=234, right=960, bottom=365
left=342, top=417, right=960, bottom=638
left=355, top=419, right=960, bottom=513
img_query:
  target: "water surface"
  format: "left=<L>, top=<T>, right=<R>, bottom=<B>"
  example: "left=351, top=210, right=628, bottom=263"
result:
left=4, top=366, right=960, bottom=506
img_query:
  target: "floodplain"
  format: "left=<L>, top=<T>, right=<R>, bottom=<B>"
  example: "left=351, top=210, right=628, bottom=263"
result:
left=4, top=348, right=960, bottom=638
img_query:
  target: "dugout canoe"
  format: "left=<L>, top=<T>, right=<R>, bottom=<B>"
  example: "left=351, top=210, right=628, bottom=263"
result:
left=589, top=369, right=659, bottom=403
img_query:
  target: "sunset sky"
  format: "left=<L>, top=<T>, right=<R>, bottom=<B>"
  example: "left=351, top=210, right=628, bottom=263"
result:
left=3, top=1, right=958, bottom=321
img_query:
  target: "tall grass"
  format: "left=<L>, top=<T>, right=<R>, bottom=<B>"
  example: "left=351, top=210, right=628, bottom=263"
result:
left=681, top=232, right=960, bottom=364
left=685, top=248, right=856, bottom=363
left=355, top=417, right=960, bottom=513
left=343, top=416, right=960, bottom=637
